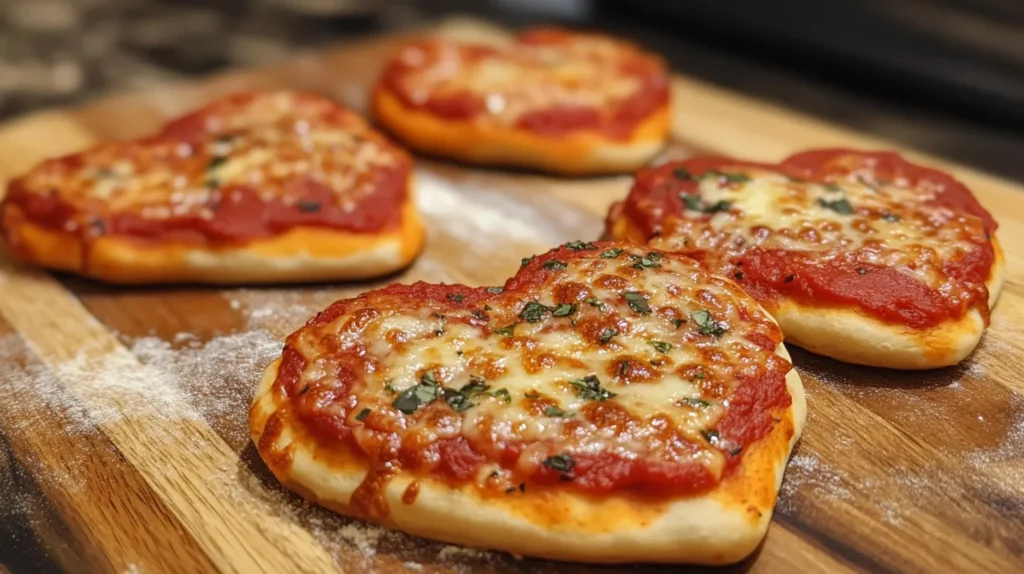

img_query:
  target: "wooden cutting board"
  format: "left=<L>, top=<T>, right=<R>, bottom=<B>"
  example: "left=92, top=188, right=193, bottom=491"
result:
left=1, top=17, right=1022, bottom=574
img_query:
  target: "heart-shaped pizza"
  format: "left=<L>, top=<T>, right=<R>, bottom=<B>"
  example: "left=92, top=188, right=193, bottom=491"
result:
left=605, top=149, right=1004, bottom=369
left=372, top=27, right=671, bottom=175
left=0, top=91, right=423, bottom=285
left=250, top=241, right=805, bottom=565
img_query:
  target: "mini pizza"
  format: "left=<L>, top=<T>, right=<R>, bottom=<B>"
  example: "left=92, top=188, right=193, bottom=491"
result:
left=605, top=149, right=1004, bottom=369
left=0, top=91, right=424, bottom=285
left=250, top=241, right=806, bottom=565
left=371, top=27, right=671, bottom=175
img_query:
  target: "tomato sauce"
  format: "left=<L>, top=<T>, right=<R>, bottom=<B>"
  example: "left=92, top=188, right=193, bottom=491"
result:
left=613, top=150, right=998, bottom=329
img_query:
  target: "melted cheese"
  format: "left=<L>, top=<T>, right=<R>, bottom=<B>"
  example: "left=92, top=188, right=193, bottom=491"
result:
left=651, top=169, right=989, bottom=294
left=388, top=33, right=660, bottom=127
left=12, top=91, right=405, bottom=224
left=288, top=245, right=790, bottom=488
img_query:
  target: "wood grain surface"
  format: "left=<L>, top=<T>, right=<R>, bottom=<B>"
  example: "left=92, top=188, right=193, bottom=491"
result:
left=0, top=17, right=1022, bottom=574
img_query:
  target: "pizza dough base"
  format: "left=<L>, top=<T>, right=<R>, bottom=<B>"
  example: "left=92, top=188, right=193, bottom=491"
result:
left=249, top=344, right=805, bottom=565
left=371, top=87, right=670, bottom=176
left=607, top=213, right=1005, bottom=369
left=0, top=197, right=424, bottom=285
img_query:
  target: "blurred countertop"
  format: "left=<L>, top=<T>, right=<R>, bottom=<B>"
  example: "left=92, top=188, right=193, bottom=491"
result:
left=0, top=0, right=1022, bottom=182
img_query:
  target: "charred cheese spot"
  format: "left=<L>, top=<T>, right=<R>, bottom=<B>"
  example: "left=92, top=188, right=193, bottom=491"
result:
left=281, top=243, right=792, bottom=503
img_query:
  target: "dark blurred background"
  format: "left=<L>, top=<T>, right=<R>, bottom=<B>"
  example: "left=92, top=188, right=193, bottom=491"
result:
left=0, top=0, right=1021, bottom=179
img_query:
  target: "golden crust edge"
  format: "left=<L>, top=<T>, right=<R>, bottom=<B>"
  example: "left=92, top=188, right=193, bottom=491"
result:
left=370, top=86, right=670, bottom=176
left=248, top=338, right=805, bottom=565
left=0, top=196, right=424, bottom=286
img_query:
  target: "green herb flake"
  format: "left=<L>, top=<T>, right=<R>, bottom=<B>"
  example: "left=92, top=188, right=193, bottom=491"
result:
left=618, top=360, right=630, bottom=377
left=551, top=303, right=576, bottom=318
left=460, top=377, right=490, bottom=397
left=521, top=256, right=534, bottom=267
left=682, top=194, right=703, bottom=212
left=542, top=453, right=575, bottom=474
left=519, top=301, right=551, bottom=323
left=630, top=253, right=662, bottom=270
left=694, top=370, right=706, bottom=380
left=486, top=287, right=504, bottom=294
left=433, top=312, right=447, bottom=335
left=542, top=259, right=568, bottom=271
left=818, top=197, right=854, bottom=214
left=544, top=405, right=574, bottom=418
left=295, top=201, right=322, bottom=213
left=649, top=340, right=672, bottom=353
left=492, top=388, right=511, bottom=403
left=355, top=408, right=371, bottom=421
left=483, top=304, right=493, bottom=311
left=701, top=429, right=720, bottom=444
left=730, top=446, right=743, bottom=456
left=857, top=267, right=867, bottom=275
left=299, top=384, right=310, bottom=395
left=570, top=374, right=617, bottom=401
left=206, top=156, right=228, bottom=172
left=673, top=167, right=694, bottom=181
left=471, top=309, right=488, bottom=320
left=384, top=380, right=398, bottom=394
left=392, top=371, right=442, bottom=414
left=692, top=309, right=726, bottom=337
left=672, top=318, right=685, bottom=328
left=734, top=271, right=744, bottom=281
left=493, top=322, right=518, bottom=337
left=825, top=184, right=845, bottom=193
left=623, top=291, right=651, bottom=315
left=598, top=327, right=619, bottom=344
left=585, top=297, right=604, bottom=310
left=446, top=293, right=465, bottom=303
left=525, top=391, right=541, bottom=399
left=600, top=248, right=624, bottom=259
left=882, top=212, right=901, bottom=223
left=564, top=240, right=597, bottom=251
left=682, top=397, right=710, bottom=408
left=682, top=194, right=731, bottom=214
left=443, top=388, right=474, bottom=412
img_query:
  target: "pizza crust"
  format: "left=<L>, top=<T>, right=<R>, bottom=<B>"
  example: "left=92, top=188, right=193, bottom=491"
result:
left=371, top=86, right=670, bottom=176
left=1, top=196, right=424, bottom=285
left=768, top=235, right=1003, bottom=370
left=249, top=344, right=805, bottom=565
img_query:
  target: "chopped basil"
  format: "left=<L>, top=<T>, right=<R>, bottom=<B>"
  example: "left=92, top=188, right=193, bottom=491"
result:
left=443, top=388, right=474, bottom=412
left=682, top=194, right=732, bottom=214
left=521, top=256, right=534, bottom=267
left=483, top=304, right=492, bottom=311
left=692, top=309, right=726, bottom=337
left=717, top=171, right=751, bottom=183
left=600, top=248, right=624, bottom=259
left=734, top=271, right=744, bottom=281
left=544, top=405, right=574, bottom=418
left=542, top=259, right=567, bottom=271
left=623, top=291, right=651, bottom=315
left=882, top=212, right=901, bottom=223
left=433, top=312, right=446, bottom=335
left=355, top=408, right=371, bottom=421
left=493, top=322, right=518, bottom=337
left=486, top=287, right=504, bottom=294
left=701, top=429, right=720, bottom=444
left=598, top=327, right=618, bottom=344
left=618, top=360, right=630, bottom=377
left=784, top=274, right=795, bottom=283
left=392, top=371, right=442, bottom=414
left=630, top=253, right=662, bottom=270
left=471, top=309, right=487, bottom=320
left=446, top=293, right=465, bottom=303
left=682, top=397, right=710, bottom=408
left=299, top=384, right=310, bottom=395
left=505, top=486, right=516, bottom=494
left=206, top=156, right=228, bottom=172
left=570, top=374, right=617, bottom=401
left=519, top=482, right=526, bottom=492
left=492, top=388, right=511, bottom=403
left=673, top=167, right=694, bottom=181
left=730, top=446, right=743, bottom=456
left=857, top=267, right=867, bottom=275
left=297, top=201, right=322, bottom=213
left=551, top=303, right=576, bottom=317
left=694, top=370, right=706, bottom=380
left=542, top=453, right=575, bottom=474
left=384, top=380, right=397, bottom=394
left=824, top=184, right=845, bottom=193
left=585, top=297, right=604, bottom=310
left=818, top=197, right=854, bottom=214
left=519, top=301, right=551, bottom=323
left=525, top=391, right=540, bottom=399
left=460, top=377, right=490, bottom=396
left=649, top=340, right=672, bottom=353
left=672, top=318, right=685, bottom=328
left=564, top=240, right=597, bottom=251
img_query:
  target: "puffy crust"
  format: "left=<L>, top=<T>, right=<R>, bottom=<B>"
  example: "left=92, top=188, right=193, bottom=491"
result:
left=1, top=196, right=424, bottom=285
left=249, top=345, right=805, bottom=565
left=607, top=213, right=1004, bottom=369
left=370, top=78, right=670, bottom=176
